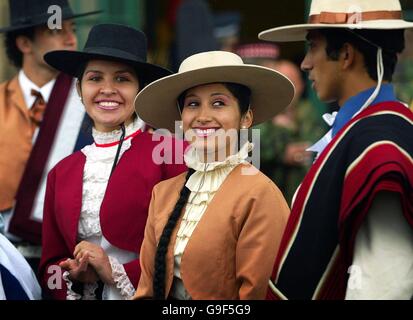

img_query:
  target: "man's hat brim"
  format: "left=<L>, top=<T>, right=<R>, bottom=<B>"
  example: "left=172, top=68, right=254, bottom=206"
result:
left=259, top=20, right=413, bottom=42
left=0, top=10, right=102, bottom=33
left=45, top=49, right=172, bottom=83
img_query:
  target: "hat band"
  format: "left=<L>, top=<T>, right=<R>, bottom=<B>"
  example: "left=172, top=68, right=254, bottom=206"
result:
left=308, top=10, right=402, bottom=24
left=237, top=46, right=279, bottom=60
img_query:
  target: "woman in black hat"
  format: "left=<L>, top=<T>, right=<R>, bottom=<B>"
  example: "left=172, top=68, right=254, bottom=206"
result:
left=38, top=24, right=187, bottom=300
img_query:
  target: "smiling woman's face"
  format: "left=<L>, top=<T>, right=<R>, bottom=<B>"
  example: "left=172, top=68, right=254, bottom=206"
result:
left=181, top=83, right=252, bottom=160
left=78, top=59, right=139, bottom=132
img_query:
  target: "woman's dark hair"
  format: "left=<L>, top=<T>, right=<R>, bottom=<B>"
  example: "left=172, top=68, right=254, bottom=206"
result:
left=177, top=82, right=252, bottom=115
left=5, top=27, right=36, bottom=68
left=153, top=168, right=195, bottom=299
left=319, top=29, right=405, bottom=82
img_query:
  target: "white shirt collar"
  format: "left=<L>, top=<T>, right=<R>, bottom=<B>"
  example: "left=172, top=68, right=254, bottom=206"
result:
left=306, top=129, right=333, bottom=156
left=18, top=70, right=56, bottom=109
left=306, top=111, right=338, bottom=160
left=92, top=117, right=145, bottom=145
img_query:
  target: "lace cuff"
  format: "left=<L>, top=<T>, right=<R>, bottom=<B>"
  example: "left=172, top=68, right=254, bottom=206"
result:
left=63, top=271, right=81, bottom=300
left=109, top=256, right=136, bottom=300
left=83, top=283, right=99, bottom=300
left=62, top=271, right=98, bottom=300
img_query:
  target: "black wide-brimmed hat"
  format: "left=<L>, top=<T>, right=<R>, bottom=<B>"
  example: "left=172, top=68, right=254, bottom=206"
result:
left=44, top=24, right=172, bottom=83
left=0, top=0, right=101, bottom=33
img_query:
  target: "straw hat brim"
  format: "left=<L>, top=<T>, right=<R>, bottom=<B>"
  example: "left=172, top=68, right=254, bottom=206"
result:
left=259, top=20, right=413, bottom=42
left=45, top=50, right=172, bottom=83
left=135, top=65, right=295, bottom=133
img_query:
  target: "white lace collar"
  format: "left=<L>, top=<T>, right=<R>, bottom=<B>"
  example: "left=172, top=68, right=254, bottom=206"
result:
left=184, top=142, right=253, bottom=172
left=92, top=117, right=145, bottom=145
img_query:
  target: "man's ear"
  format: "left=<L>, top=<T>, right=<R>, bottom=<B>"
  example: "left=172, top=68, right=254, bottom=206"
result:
left=15, top=35, right=33, bottom=55
left=341, top=43, right=356, bottom=70
left=76, top=80, right=82, bottom=98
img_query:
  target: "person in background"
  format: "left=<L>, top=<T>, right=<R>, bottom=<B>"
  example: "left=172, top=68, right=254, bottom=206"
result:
left=237, top=43, right=327, bottom=203
left=260, top=0, right=413, bottom=299
left=0, top=0, right=100, bottom=271
left=213, top=11, right=242, bottom=52
left=174, top=0, right=217, bottom=70
left=38, top=24, right=187, bottom=300
left=133, top=50, right=294, bottom=300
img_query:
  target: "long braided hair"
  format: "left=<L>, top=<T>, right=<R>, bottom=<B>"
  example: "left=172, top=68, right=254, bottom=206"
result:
left=152, top=82, right=251, bottom=300
left=153, top=168, right=195, bottom=299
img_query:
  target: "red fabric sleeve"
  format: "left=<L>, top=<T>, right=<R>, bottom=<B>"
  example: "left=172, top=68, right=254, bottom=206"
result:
left=123, top=258, right=141, bottom=289
left=38, top=169, right=70, bottom=300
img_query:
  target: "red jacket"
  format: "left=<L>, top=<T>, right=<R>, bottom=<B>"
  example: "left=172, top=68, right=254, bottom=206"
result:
left=39, top=132, right=187, bottom=299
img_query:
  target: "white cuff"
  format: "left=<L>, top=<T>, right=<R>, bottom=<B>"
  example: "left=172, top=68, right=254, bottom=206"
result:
left=108, top=256, right=136, bottom=300
left=62, top=271, right=98, bottom=300
left=62, top=271, right=81, bottom=300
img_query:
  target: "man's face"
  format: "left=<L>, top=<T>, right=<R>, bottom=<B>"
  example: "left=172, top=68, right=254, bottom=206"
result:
left=301, top=30, right=343, bottom=103
left=31, top=19, right=77, bottom=71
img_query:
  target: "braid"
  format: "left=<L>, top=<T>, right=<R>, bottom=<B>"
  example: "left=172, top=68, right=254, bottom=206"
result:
left=153, top=168, right=195, bottom=299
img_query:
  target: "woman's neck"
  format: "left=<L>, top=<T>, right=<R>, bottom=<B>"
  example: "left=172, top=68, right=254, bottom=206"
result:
left=94, top=117, right=134, bottom=133
left=196, top=145, right=240, bottom=163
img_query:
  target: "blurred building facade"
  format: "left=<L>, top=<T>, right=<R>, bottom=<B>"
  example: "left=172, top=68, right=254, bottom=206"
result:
left=0, top=0, right=412, bottom=105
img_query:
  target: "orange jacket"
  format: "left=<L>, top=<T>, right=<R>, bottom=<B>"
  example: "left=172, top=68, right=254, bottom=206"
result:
left=134, top=164, right=290, bottom=300
left=0, top=76, right=34, bottom=211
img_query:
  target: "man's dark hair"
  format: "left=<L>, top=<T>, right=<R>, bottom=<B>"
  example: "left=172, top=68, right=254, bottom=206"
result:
left=319, top=29, right=405, bottom=82
left=4, top=27, right=36, bottom=68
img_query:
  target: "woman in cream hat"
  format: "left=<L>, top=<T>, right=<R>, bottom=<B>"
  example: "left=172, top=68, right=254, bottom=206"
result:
left=133, top=50, right=295, bottom=300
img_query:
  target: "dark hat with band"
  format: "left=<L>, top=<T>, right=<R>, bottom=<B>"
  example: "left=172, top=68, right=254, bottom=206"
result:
left=44, top=24, right=172, bottom=83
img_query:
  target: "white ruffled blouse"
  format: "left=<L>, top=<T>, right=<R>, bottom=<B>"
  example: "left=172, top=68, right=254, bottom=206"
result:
left=171, top=142, right=252, bottom=300
left=63, top=118, right=144, bottom=300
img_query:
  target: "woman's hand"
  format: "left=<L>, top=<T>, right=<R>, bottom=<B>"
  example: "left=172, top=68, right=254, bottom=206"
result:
left=73, top=241, right=115, bottom=285
left=59, top=252, right=99, bottom=284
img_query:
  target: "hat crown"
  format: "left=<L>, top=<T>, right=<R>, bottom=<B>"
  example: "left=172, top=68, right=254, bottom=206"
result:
left=179, top=51, right=244, bottom=73
left=309, top=0, right=402, bottom=16
left=83, top=24, right=148, bottom=63
left=9, top=0, right=73, bottom=25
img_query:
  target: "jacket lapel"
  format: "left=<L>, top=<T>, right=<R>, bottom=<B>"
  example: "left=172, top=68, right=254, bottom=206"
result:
left=7, top=76, right=30, bottom=121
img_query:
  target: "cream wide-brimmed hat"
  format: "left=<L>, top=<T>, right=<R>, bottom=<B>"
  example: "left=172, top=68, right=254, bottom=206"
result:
left=259, top=0, right=413, bottom=42
left=134, top=51, right=295, bottom=133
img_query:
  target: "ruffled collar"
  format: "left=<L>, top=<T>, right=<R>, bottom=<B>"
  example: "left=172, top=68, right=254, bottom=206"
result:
left=184, top=142, right=253, bottom=172
left=92, top=117, right=144, bottom=146
left=184, top=142, right=253, bottom=194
